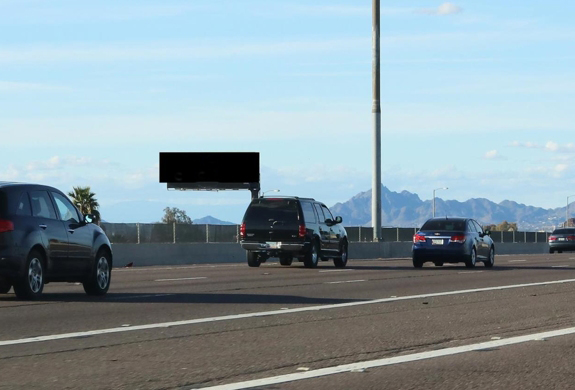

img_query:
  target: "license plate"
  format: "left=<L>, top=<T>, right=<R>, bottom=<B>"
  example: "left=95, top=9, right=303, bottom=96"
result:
left=266, top=242, right=280, bottom=249
left=432, top=239, right=443, bottom=245
left=558, top=238, right=566, bottom=241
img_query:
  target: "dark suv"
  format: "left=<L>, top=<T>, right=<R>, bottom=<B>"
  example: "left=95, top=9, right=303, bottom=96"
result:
left=0, top=182, right=113, bottom=299
left=240, top=196, right=348, bottom=268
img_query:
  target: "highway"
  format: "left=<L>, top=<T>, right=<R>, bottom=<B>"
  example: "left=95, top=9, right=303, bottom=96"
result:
left=2, top=253, right=575, bottom=389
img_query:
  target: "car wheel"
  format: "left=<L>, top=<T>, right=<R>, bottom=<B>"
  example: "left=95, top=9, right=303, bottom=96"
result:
left=279, top=255, right=293, bottom=266
left=13, top=249, right=45, bottom=300
left=434, top=262, right=444, bottom=267
left=247, top=251, right=261, bottom=267
left=304, top=240, right=319, bottom=268
left=83, top=249, right=112, bottom=296
left=333, top=240, right=348, bottom=268
left=412, top=255, right=424, bottom=268
left=485, top=247, right=495, bottom=268
left=465, top=247, right=477, bottom=268
left=0, top=280, right=11, bottom=294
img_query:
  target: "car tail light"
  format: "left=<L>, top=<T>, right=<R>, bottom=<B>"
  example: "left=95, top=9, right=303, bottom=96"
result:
left=548, top=236, right=557, bottom=242
left=450, top=234, right=466, bottom=243
left=0, top=219, right=14, bottom=233
left=298, top=225, right=306, bottom=238
left=239, top=223, right=246, bottom=240
left=413, top=234, right=426, bottom=243
left=567, top=236, right=575, bottom=241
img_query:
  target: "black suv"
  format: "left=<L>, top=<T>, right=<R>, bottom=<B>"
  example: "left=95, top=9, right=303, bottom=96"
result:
left=240, top=196, right=348, bottom=268
left=0, top=182, right=113, bottom=299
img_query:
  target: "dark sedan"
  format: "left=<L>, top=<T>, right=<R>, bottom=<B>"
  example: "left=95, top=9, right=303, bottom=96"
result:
left=548, top=228, right=575, bottom=253
left=0, top=182, right=112, bottom=299
left=412, top=217, right=495, bottom=268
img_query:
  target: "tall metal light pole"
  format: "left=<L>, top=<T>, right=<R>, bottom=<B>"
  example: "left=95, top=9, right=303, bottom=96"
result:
left=567, top=194, right=575, bottom=227
left=372, top=0, right=382, bottom=242
left=433, top=187, right=448, bottom=218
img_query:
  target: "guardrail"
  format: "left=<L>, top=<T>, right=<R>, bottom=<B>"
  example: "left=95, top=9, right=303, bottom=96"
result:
left=100, top=223, right=551, bottom=244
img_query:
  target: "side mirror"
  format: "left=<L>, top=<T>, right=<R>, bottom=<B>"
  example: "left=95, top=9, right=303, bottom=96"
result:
left=84, top=214, right=95, bottom=224
left=324, top=218, right=334, bottom=226
left=335, top=216, right=343, bottom=224
left=484, top=229, right=491, bottom=236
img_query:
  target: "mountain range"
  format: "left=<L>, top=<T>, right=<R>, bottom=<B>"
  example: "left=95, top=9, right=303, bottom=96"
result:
left=330, top=185, right=569, bottom=231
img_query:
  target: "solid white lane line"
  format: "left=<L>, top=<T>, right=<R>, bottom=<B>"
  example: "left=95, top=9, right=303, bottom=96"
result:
left=114, top=264, right=243, bottom=272
left=194, top=326, right=575, bottom=390
left=319, top=269, right=354, bottom=273
left=154, top=277, right=207, bottom=282
left=509, top=260, right=527, bottom=263
left=458, top=271, right=484, bottom=274
left=552, top=266, right=570, bottom=268
left=4, top=278, right=575, bottom=347
left=324, top=280, right=366, bottom=284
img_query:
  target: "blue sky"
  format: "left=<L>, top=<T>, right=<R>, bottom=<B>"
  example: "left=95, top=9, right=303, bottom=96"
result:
left=1, top=1, right=574, bottom=223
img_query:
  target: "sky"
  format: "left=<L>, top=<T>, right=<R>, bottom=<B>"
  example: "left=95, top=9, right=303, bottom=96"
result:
left=1, top=0, right=575, bottom=224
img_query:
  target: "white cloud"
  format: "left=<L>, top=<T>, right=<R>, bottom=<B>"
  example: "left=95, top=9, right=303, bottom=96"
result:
left=484, top=150, right=505, bottom=160
left=555, top=164, right=569, bottom=173
left=418, top=2, right=462, bottom=16
left=545, top=141, right=560, bottom=152
left=0, top=81, right=68, bottom=92
left=0, top=164, right=19, bottom=181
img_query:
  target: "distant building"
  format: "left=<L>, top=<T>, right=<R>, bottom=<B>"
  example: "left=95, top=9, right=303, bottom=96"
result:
left=567, top=218, right=575, bottom=227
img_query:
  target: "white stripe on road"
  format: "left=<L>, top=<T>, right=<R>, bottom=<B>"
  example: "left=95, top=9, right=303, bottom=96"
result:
left=319, top=269, right=354, bottom=273
left=3, top=278, right=575, bottom=347
left=509, top=260, right=527, bottom=263
left=154, top=277, right=207, bottom=282
left=324, top=280, right=366, bottom=284
left=193, top=326, right=575, bottom=390
left=552, top=265, right=570, bottom=268
left=458, top=271, right=483, bottom=274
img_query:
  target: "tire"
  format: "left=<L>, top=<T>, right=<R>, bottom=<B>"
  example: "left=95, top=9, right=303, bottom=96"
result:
left=83, top=249, right=112, bottom=296
left=434, top=262, right=444, bottom=267
left=13, top=249, right=45, bottom=300
left=465, top=247, right=477, bottom=268
left=247, top=251, right=261, bottom=267
left=484, top=247, right=495, bottom=268
left=333, top=240, right=348, bottom=268
left=279, top=255, right=293, bottom=266
left=0, top=281, right=11, bottom=294
left=412, top=255, right=423, bottom=268
left=304, top=240, right=319, bottom=268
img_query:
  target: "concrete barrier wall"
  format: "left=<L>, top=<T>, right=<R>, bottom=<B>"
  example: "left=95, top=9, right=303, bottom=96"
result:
left=110, top=242, right=550, bottom=267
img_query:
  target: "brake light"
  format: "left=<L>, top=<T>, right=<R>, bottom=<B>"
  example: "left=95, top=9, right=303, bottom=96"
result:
left=413, top=234, right=426, bottom=243
left=239, top=223, right=246, bottom=240
left=450, top=234, right=466, bottom=243
left=567, top=236, right=575, bottom=241
left=0, top=219, right=14, bottom=233
left=548, top=236, right=557, bottom=242
left=298, top=225, right=306, bottom=238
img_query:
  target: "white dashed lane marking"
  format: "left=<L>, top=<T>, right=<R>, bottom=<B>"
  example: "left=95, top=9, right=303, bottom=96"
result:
left=154, top=277, right=207, bottom=282
left=324, top=280, right=367, bottom=284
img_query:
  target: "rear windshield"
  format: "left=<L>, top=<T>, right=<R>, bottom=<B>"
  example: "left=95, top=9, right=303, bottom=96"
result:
left=552, top=228, right=575, bottom=235
left=0, top=190, right=6, bottom=218
left=421, top=219, right=466, bottom=231
left=244, top=199, right=300, bottom=223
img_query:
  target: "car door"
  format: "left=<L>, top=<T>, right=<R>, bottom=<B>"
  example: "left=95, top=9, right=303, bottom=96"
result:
left=321, top=204, right=339, bottom=253
left=29, top=190, right=69, bottom=277
left=466, top=220, right=482, bottom=258
left=474, top=220, right=489, bottom=257
left=50, top=191, right=93, bottom=276
left=313, top=203, right=332, bottom=253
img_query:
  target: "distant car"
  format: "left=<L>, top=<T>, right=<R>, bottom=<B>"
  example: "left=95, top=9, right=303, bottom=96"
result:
left=412, top=217, right=495, bottom=268
left=240, top=196, right=348, bottom=268
left=0, top=182, right=113, bottom=299
left=548, top=228, right=575, bottom=253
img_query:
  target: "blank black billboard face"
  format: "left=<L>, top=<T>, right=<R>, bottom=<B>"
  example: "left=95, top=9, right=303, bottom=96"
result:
left=159, top=152, right=259, bottom=184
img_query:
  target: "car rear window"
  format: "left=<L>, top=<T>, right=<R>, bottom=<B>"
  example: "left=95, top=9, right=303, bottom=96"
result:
left=421, top=219, right=466, bottom=231
left=0, top=190, right=7, bottom=218
left=244, top=199, right=300, bottom=223
left=552, top=228, right=575, bottom=234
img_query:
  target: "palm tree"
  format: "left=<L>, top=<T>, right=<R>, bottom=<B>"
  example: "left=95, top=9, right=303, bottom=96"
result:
left=68, top=186, right=101, bottom=222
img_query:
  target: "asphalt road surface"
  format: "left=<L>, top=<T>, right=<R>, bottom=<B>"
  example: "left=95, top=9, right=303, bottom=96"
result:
left=2, top=253, right=575, bottom=390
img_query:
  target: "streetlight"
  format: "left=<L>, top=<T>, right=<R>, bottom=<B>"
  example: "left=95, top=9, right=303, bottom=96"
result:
left=260, top=189, right=280, bottom=197
left=433, top=187, right=448, bottom=218
left=567, top=194, right=575, bottom=227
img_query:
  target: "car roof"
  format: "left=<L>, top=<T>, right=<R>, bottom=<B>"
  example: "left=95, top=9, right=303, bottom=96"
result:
left=257, top=196, right=316, bottom=201
left=0, top=181, right=60, bottom=192
left=425, top=217, right=469, bottom=222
